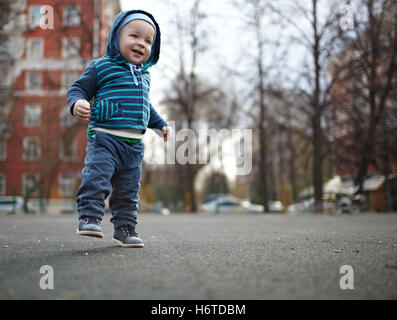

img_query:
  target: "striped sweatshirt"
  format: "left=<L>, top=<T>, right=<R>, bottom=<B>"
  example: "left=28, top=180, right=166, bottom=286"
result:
left=66, top=10, right=166, bottom=139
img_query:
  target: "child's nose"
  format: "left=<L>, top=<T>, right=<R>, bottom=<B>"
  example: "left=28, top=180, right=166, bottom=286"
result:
left=136, top=39, right=145, bottom=47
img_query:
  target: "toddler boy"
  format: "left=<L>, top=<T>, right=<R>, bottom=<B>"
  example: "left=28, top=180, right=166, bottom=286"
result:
left=67, top=10, right=170, bottom=247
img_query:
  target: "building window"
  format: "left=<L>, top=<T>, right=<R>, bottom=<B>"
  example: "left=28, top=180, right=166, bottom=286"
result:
left=25, top=72, right=42, bottom=90
left=61, top=72, right=78, bottom=90
left=0, top=40, right=9, bottom=54
left=63, top=6, right=81, bottom=27
left=22, top=173, right=40, bottom=196
left=27, top=38, right=44, bottom=59
left=58, top=174, right=75, bottom=197
left=29, top=6, right=43, bottom=28
left=0, top=173, right=5, bottom=195
left=62, top=38, right=80, bottom=58
left=24, top=105, right=41, bottom=127
left=23, top=137, right=41, bottom=161
left=60, top=136, right=76, bottom=161
left=0, top=63, right=9, bottom=88
left=60, top=107, right=76, bottom=127
left=0, top=141, right=6, bottom=161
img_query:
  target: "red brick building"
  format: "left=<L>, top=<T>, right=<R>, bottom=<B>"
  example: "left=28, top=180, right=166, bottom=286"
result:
left=328, top=4, right=396, bottom=179
left=0, top=0, right=120, bottom=212
left=327, top=5, right=397, bottom=211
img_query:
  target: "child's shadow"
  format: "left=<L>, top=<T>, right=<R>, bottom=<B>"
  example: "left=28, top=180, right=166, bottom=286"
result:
left=55, top=242, right=144, bottom=260
left=5, top=243, right=142, bottom=268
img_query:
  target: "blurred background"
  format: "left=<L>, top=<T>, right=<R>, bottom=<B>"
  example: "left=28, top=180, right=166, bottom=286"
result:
left=0, top=0, right=396, bottom=215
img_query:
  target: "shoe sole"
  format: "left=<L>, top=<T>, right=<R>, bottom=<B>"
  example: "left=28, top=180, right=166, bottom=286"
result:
left=76, top=229, right=104, bottom=238
left=112, top=238, right=144, bottom=248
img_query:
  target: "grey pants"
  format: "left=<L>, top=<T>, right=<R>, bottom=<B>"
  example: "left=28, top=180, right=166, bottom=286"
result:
left=76, top=132, right=144, bottom=229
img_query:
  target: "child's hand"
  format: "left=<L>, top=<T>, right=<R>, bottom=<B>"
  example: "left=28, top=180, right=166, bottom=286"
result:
left=73, top=99, right=91, bottom=122
left=162, top=126, right=172, bottom=142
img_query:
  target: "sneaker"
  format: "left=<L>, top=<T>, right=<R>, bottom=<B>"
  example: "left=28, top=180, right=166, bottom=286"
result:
left=76, top=216, right=103, bottom=238
left=113, top=225, right=144, bottom=248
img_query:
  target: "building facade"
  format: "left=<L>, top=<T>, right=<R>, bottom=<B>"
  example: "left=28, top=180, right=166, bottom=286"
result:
left=0, top=0, right=120, bottom=212
left=327, top=4, right=397, bottom=211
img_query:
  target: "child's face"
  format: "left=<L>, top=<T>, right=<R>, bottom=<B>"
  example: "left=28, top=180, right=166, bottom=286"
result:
left=118, top=20, right=155, bottom=65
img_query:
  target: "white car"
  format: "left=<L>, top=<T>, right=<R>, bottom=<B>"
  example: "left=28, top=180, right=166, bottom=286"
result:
left=200, top=196, right=264, bottom=213
left=0, top=196, right=24, bottom=213
left=268, top=201, right=284, bottom=213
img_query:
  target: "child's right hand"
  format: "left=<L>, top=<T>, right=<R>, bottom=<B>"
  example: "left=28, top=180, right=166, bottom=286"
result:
left=73, top=99, right=91, bottom=122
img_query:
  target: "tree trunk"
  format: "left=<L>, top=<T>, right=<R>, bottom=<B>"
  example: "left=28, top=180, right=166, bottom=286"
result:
left=311, top=0, right=323, bottom=212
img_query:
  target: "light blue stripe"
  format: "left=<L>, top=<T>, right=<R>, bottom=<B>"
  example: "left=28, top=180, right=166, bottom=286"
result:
left=123, top=110, right=144, bottom=114
left=97, top=65, right=126, bottom=76
left=102, top=96, right=150, bottom=103
left=101, top=82, right=138, bottom=89
left=111, top=117, right=145, bottom=122
left=97, top=89, right=140, bottom=97
left=97, top=55, right=125, bottom=66
left=103, top=77, right=142, bottom=87
left=96, top=60, right=113, bottom=68
left=122, top=103, right=141, bottom=106
left=98, top=71, right=131, bottom=85
left=123, top=102, right=150, bottom=112
left=97, top=88, right=149, bottom=97
left=95, top=123, right=146, bottom=129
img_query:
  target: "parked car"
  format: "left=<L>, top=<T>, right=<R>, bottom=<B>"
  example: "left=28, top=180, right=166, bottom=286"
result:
left=0, top=196, right=23, bottom=213
left=202, top=193, right=231, bottom=204
left=200, top=195, right=264, bottom=213
left=287, top=199, right=314, bottom=213
left=286, top=198, right=335, bottom=213
left=268, top=201, right=284, bottom=213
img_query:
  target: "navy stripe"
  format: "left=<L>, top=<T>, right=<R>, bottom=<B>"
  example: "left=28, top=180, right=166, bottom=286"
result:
left=94, top=123, right=147, bottom=130
left=96, top=59, right=114, bottom=68
left=97, top=65, right=126, bottom=76
left=101, top=82, right=138, bottom=89
left=102, top=96, right=150, bottom=103
left=123, top=102, right=150, bottom=112
left=111, top=117, right=145, bottom=122
left=96, top=88, right=144, bottom=97
left=104, top=76, right=137, bottom=85
left=97, top=71, right=131, bottom=85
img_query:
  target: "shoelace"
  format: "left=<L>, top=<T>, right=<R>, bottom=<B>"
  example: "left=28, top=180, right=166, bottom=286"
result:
left=82, top=217, right=100, bottom=225
left=120, top=225, right=138, bottom=237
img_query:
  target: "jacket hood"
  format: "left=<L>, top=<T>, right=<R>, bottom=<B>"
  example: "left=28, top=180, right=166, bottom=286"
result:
left=106, top=9, right=161, bottom=71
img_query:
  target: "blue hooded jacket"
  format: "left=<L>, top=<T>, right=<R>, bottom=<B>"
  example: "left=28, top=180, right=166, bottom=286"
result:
left=66, top=10, right=167, bottom=135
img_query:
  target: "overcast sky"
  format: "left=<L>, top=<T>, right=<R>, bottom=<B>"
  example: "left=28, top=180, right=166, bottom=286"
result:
left=119, top=0, right=320, bottom=104
left=118, top=0, right=344, bottom=184
left=120, top=0, right=247, bottom=105
left=120, top=0, right=249, bottom=183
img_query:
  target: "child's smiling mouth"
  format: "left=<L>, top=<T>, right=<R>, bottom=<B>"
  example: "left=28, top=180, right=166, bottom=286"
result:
left=132, top=49, right=144, bottom=56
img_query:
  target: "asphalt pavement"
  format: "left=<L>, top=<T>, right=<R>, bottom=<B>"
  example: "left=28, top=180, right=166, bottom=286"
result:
left=0, top=212, right=396, bottom=299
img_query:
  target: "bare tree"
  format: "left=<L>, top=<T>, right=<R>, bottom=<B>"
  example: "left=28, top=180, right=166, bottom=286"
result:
left=268, top=0, right=343, bottom=212
left=332, top=0, right=397, bottom=208
left=161, top=0, right=239, bottom=212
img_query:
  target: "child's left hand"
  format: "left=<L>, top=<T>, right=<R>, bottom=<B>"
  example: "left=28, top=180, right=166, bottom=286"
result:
left=162, top=126, right=172, bottom=142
